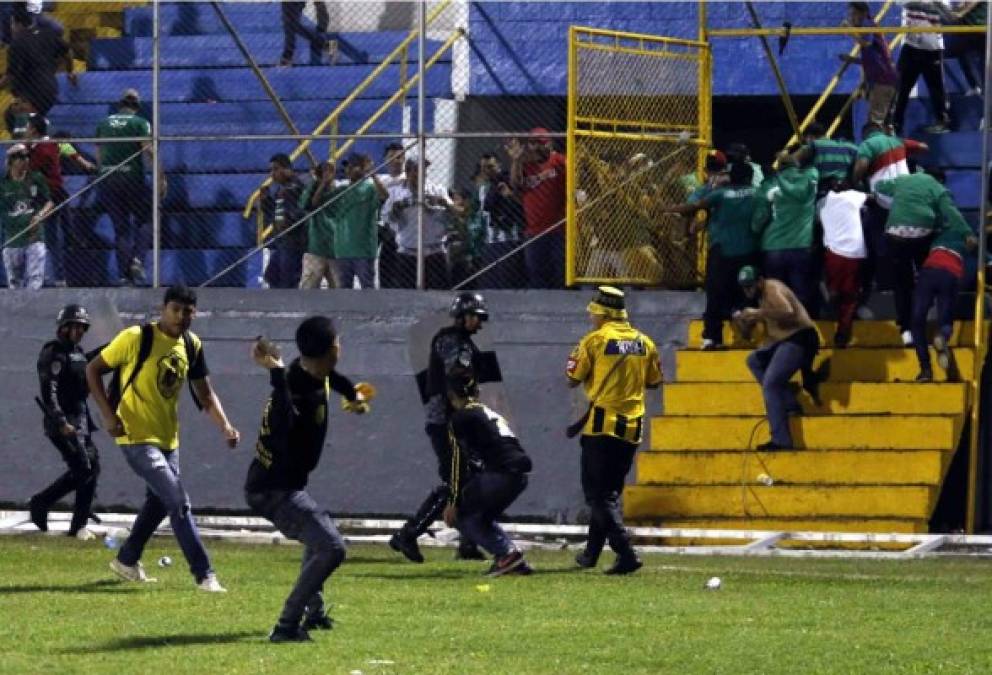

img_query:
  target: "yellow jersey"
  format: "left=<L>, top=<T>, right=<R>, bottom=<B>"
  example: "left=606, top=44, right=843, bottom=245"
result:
left=567, top=321, right=662, bottom=443
left=100, top=324, right=207, bottom=450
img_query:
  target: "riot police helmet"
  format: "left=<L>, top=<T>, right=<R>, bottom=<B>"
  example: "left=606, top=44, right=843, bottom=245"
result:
left=57, top=304, right=91, bottom=329
left=450, top=292, right=488, bottom=321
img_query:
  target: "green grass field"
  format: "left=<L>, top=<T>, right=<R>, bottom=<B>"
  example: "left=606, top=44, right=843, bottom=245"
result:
left=2, top=536, right=992, bottom=674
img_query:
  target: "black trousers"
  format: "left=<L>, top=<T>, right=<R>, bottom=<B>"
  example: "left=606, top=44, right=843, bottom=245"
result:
left=32, top=431, right=100, bottom=534
left=887, top=234, right=934, bottom=332
left=703, top=247, right=753, bottom=343
left=97, top=175, right=149, bottom=281
left=894, top=44, right=949, bottom=132
left=580, top=434, right=638, bottom=560
left=281, top=1, right=327, bottom=63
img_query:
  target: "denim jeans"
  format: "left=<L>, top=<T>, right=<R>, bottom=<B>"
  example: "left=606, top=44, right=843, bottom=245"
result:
left=334, top=257, right=375, bottom=289
left=246, top=489, right=346, bottom=625
left=454, top=471, right=528, bottom=557
left=746, top=329, right=819, bottom=447
left=117, top=444, right=213, bottom=582
left=912, top=267, right=958, bottom=374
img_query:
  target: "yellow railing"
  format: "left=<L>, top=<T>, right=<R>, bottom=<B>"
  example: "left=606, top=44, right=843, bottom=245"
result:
left=243, top=0, right=453, bottom=219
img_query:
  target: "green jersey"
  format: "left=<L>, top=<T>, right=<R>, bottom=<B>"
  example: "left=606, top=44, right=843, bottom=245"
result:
left=301, top=181, right=335, bottom=259
left=328, top=179, right=381, bottom=259
left=752, top=166, right=818, bottom=251
left=0, top=171, right=50, bottom=247
left=704, top=185, right=757, bottom=257
left=96, top=112, right=150, bottom=176
left=873, top=173, right=969, bottom=237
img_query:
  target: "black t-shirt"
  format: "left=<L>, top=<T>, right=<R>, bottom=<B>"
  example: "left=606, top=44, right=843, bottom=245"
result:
left=9, top=24, right=68, bottom=113
left=450, top=402, right=532, bottom=476
left=245, top=360, right=356, bottom=493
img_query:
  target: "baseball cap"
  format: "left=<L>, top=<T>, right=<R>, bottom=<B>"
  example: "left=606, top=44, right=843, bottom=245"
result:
left=6, top=143, right=30, bottom=159
left=705, top=150, right=727, bottom=172
left=737, top=265, right=758, bottom=287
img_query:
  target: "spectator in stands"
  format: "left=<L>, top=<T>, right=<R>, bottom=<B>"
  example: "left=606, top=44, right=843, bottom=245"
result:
left=893, top=0, right=951, bottom=134
left=666, top=161, right=758, bottom=350
left=383, top=158, right=451, bottom=289
left=839, top=2, right=899, bottom=126
left=792, top=121, right=859, bottom=189
left=872, top=167, right=971, bottom=349
left=944, top=1, right=987, bottom=97
left=279, top=1, right=367, bottom=67
left=25, top=114, right=89, bottom=287
left=95, top=89, right=159, bottom=286
left=1, top=143, right=53, bottom=289
left=852, top=122, right=929, bottom=326
left=911, top=215, right=976, bottom=381
left=445, top=187, right=478, bottom=288
left=299, top=161, right=338, bottom=290
left=725, top=143, right=764, bottom=187
left=507, top=128, right=566, bottom=289
left=25, top=1, right=64, bottom=37
left=0, top=6, right=75, bottom=118
left=50, top=130, right=96, bottom=286
left=326, top=152, right=387, bottom=289
left=262, top=153, right=307, bottom=289
left=818, top=178, right=869, bottom=347
left=473, top=152, right=525, bottom=289
left=736, top=266, right=822, bottom=451
left=751, top=152, right=819, bottom=313
left=377, top=143, right=406, bottom=288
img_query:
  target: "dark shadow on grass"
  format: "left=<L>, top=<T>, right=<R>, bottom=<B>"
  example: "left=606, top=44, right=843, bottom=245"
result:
left=349, top=569, right=482, bottom=580
left=0, top=579, right=141, bottom=595
left=339, top=555, right=398, bottom=565
left=59, top=631, right=260, bottom=654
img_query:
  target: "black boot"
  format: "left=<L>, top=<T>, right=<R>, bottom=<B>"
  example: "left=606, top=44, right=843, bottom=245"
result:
left=604, top=555, right=643, bottom=575
left=455, top=541, right=486, bottom=561
left=389, top=531, right=424, bottom=564
left=302, top=613, right=334, bottom=630
left=29, top=496, right=48, bottom=532
left=575, top=550, right=599, bottom=569
left=269, top=622, right=312, bottom=643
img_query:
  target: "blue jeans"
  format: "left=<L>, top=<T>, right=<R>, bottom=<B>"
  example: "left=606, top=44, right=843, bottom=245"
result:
left=454, top=472, right=528, bottom=557
left=117, top=444, right=212, bottom=582
left=912, top=267, right=958, bottom=374
left=246, top=489, right=346, bottom=625
left=763, top=248, right=814, bottom=315
left=265, top=247, right=304, bottom=288
left=334, top=257, right=375, bottom=289
left=524, top=229, right=565, bottom=289
left=746, top=329, right=819, bottom=447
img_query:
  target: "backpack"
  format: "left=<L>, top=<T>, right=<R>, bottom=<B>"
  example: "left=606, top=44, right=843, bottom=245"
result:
left=107, top=324, right=203, bottom=411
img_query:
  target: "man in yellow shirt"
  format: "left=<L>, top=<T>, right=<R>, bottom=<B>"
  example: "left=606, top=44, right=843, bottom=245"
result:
left=566, top=287, right=662, bottom=575
left=86, top=285, right=240, bottom=591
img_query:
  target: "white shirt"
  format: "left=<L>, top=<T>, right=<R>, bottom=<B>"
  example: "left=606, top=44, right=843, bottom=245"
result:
left=818, top=190, right=868, bottom=259
left=902, top=1, right=946, bottom=51
left=384, top=182, right=452, bottom=253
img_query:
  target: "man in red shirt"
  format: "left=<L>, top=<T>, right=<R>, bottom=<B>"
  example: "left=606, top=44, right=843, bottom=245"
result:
left=25, top=114, right=68, bottom=286
left=508, top=128, right=566, bottom=288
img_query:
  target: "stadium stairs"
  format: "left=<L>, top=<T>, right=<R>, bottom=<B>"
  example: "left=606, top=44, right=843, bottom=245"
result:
left=43, top=1, right=452, bottom=286
left=627, top=319, right=979, bottom=537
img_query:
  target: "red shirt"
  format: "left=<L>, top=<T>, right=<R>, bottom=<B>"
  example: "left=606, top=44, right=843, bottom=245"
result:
left=924, top=247, right=964, bottom=279
left=29, top=140, right=63, bottom=193
left=521, top=151, right=566, bottom=236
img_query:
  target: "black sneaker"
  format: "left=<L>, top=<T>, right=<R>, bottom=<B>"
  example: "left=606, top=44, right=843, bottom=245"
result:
left=915, top=370, right=934, bottom=383
left=268, top=623, right=312, bottom=643
left=756, top=441, right=790, bottom=452
left=510, top=560, right=534, bottom=575
left=604, top=556, right=643, bottom=576
left=575, top=551, right=598, bottom=569
left=29, top=496, right=48, bottom=532
left=486, top=550, right=524, bottom=577
left=389, top=532, right=424, bottom=564
left=455, top=542, right=486, bottom=561
left=933, top=334, right=951, bottom=371
left=302, top=613, right=334, bottom=631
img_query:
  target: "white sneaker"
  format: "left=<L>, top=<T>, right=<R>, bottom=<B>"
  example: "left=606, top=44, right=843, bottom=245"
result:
left=901, top=330, right=913, bottom=346
left=700, top=338, right=716, bottom=350
left=197, top=574, right=227, bottom=593
left=856, top=305, right=875, bottom=320
left=934, top=334, right=951, bottom=370
left=110, top=559, right=157, bottom=583
left=74, top=528, right=96, bottom=541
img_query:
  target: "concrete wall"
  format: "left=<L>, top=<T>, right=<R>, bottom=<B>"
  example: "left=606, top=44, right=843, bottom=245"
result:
left=1, top=288, right=704, bottom=522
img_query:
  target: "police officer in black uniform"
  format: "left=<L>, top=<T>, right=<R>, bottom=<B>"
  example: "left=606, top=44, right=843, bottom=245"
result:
left=389, top=292, right=494, bottom=563
left=29, top=304, right=101, bottom=539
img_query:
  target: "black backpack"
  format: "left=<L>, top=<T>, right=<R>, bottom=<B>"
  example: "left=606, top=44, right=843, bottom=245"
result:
left=107, top=324, right=203, bottom=411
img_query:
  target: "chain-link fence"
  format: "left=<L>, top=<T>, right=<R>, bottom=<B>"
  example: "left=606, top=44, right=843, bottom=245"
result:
left=0, top=1, right=717, bottom=290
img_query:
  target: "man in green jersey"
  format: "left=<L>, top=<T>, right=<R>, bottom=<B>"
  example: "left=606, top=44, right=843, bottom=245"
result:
left=326, top=152, right=387, bottom=289
left=95, top=89, right=162, bottom=286
left=1, top=143, right=52, bottom=288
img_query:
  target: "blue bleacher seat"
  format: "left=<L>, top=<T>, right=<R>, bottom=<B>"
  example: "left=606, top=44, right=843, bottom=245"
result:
left=125, top=3, right=296, bottom=37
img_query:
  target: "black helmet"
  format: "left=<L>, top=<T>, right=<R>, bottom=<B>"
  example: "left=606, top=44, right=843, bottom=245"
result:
left=450, top=292, right=488, bottom=321
left=57, top=304, right=90, bottom=329
left=445, top=366, right=478, bottom=399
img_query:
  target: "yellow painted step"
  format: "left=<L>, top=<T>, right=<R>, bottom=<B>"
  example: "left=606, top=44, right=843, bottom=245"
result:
left=664, top=382, right=968, bottom=416
left=625, top=485, right=935, bottom=519
left=687, top=320, right=987, bottom=349
left=632, top=517, right=927, bottom=534
left=675, top=347, right=974, bottom=382
left=637, top=449, right=947, bottom=486
left=650, top=415, right=960, bottom=450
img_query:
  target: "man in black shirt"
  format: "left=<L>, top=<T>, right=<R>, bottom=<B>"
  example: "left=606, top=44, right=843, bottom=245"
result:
left=261, top=153, right=307, bottom=289
left=443, top=369, right=532, bottom=576
left=389, top=292, right=495, bottom=563
left=29, top=304, right=100, bottom=539
left=0, top=7, right=74, bottom=117
left=245, top=316, right=373, bottom=643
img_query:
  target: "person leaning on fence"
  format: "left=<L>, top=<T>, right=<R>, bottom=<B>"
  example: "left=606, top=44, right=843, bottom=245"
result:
left=735, top=266, right=822, bottom=452
left=382, top=158, right=451, bottom=289
left=85, top=285, right=240, bottom=592
left=473, top=152, right=526, bottom=289
left=262, top=153, right=308, bottom=289
left=326, top=152, right=387, bottom=289
left=838, top=2, right=898, bottom=126
left=1, top=142, right=52, bottom=289
left=95, top=89, right=162, bottom=287
left=666, top=161, right=758, bottom=350
left=567, top=287, right=662, bottom=575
